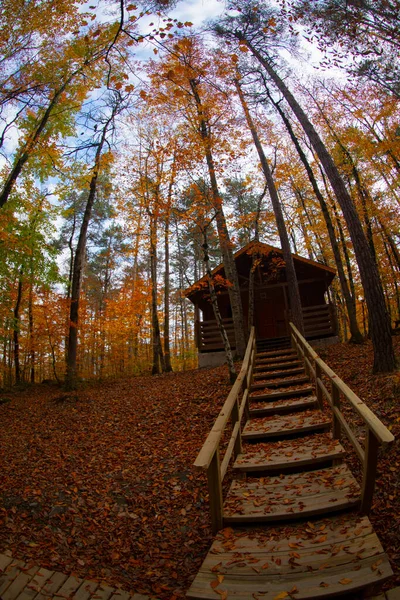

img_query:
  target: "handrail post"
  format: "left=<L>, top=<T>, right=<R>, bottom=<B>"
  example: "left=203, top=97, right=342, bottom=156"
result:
left=231, top=392, right=243, bottom=457
left=331, top=381, right=341, bottom=439
left=360, top=428, right=380, bottom=514
left=315, top=361, right=323, bottom=410
left=207, top=448, right=224, bottom=534
left=244, top=339, right=255, bottom=421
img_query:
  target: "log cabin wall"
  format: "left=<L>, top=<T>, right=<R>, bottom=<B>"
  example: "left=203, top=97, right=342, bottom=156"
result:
left=187, top=242, right=337, bottom=354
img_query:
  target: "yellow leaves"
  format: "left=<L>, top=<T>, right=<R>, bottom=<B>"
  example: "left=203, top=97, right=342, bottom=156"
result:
left=339, top=578, right=352, bottom=585
left=273, top=592, right=289, bottom=600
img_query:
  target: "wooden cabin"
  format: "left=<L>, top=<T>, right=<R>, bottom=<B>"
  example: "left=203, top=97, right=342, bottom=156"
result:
left=184, top=241, right=338, bottom=367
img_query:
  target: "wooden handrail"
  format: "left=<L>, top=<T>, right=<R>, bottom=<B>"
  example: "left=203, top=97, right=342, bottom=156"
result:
left=290, top=322, right=394, bottom=513
left=194, top=327, right=255, bottom=470
left=194, top=327, right=256, bottom=533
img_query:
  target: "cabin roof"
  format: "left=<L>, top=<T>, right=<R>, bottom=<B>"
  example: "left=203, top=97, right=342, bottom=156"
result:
left=184, top=240, right=336, bottom=301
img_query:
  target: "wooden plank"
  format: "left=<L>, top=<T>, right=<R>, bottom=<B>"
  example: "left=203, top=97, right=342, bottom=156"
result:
left=233, top=433, right=345, bottom=473
left=223, top=465, right=360, bottom=523
left=2, top=567, right=39, bottom=600
left=242, top=410, right=331, bottom=441
left=187, top=515, right=391, bottom=599
left=251, top=375, right=310, bottom=390
left=249, top=395, right=318, bottom=417
left=250, top=385, right=314, bottom=401
left=0, top=555, right=14, bottom=573
left=53, top=575, right=83, bottom=599
left=15, top=568, right=55, bottom=600
left=34, top=572, right=68, bottom=600
left=253, top=367, right=305, bottom=380
left=0, top=560, right=26, bottom=597
left=91, top=584, right=115, bottom=600
left=256, top=349, right=297, bottom=359
left=73, top=579, right=99, bottom=600
left=109, top=592, right=131, bottom=600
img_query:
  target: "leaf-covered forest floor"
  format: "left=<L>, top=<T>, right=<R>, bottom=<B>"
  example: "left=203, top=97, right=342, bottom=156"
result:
left=0, top=337, right=399, bottom=598
left=0, top=366, right=232, bottom=598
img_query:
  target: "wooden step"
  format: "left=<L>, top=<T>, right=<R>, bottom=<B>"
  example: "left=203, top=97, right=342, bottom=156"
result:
left=187, top=514, right=392, bottom=599
left=242, top=410, right=331, bottom=441
left=256, top=348, right=297, bottom=359
left=223, top=465, right=360, bottom=524
left=251, top=375, right=310, bottom=391
left=233, top=433, right=345, bottom=473
left=254, top=359, right=302, bottom=371
left=250, top=384, right=314, bottom=401
left=249, top=395, right=319, bottom=417
left=253, top=366, right=305, bottom=380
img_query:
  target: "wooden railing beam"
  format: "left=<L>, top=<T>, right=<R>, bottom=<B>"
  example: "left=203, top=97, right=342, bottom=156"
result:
left=289, top=322, right=394, bottom=518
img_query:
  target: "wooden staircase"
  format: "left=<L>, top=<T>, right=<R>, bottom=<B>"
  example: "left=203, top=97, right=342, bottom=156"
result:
left=187, top=328, right=394, bottom=599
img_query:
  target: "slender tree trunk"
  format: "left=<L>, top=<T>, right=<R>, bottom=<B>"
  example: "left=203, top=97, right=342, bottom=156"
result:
left=246, top=46, right=394, bottom=370
left=235, top=77, right=304, bottom=335
left=189, top=78, right=246, bottom=358
left=378, top=217, right=400, bottom=272
left=149, top=213, right=166, bottom=375
left=28, top=282, right=35, bottom=383
left=202, top=236, right=237, bottom=384
left=383, top=238, right=400, bottom=321
left=163, top=160, right=175, bottom=373
left=66, top=110, right=116, bottom=390
left=13, top=270, right=23, bottom=385
left=248, top=250, right=259, bottom=331
left=163, top=216, right=173, bottom=372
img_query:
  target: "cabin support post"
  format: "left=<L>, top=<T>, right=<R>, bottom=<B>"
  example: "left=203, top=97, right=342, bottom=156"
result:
left=207, top=449, right=224, bottom=534
left=360, top=429, right=380, bottom=514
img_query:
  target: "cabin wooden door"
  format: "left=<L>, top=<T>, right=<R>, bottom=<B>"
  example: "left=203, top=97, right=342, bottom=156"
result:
left=255, top=287, right=285, bottom=339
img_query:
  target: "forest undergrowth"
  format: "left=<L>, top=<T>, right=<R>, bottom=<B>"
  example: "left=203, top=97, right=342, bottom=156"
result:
left=0, top=338, right=399, bottom=598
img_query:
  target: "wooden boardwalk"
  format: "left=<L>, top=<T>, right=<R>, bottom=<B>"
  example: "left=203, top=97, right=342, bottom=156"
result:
left=188, top=327, right=395, bottom=599
left=0, top=553, right=148, bottom=600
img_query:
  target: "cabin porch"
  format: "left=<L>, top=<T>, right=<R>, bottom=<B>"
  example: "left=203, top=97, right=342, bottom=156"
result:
left=195, top=302, right=338, bottom=367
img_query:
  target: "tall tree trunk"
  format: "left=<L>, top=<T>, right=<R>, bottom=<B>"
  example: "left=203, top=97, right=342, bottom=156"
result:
left=189, top=78, right=246, bottom=358
left=28, top=282, right=35, bottom=383
left=13, top=269, right=23, bottom=385
left=383, top=237, right=400, bottom=321
left=66, top=109, right=116, bottom=390
left=149, top=213, right=166, bottom=375
left=270, top=96, right=363, bottom=341
left=163, top=159, right=175, bottom=373
left=378, top=217, right=400, bottom=272
left=245, top=47, right=394, bottom=370
left=235, top=77, right=304, bottom=336
left=163, top=216, right=173, bottom=372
